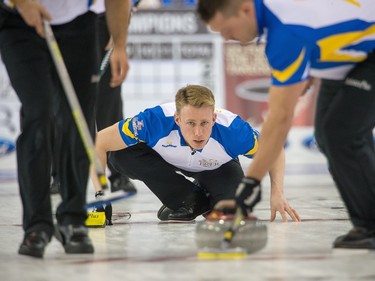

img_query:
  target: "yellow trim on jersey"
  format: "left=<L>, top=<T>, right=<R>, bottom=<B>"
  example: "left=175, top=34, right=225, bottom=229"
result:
left=121, top=118, right=136, bottom=139
left=245, top=134, right=259, bottom=156
left=317, top=24, right=375, bottom=63
left=271, top=48, right=306, bottom=83
left=345, top=0, right=361, bottom=7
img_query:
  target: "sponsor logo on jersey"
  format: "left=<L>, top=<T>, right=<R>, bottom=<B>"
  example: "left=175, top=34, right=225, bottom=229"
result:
left=345, top=78, right=372, bottom=91
left=199, top=159, right=219, bottom=168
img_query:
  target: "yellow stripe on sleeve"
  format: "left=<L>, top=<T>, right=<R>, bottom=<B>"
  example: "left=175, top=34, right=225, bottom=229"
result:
left=121, top=118, right=136, bottom=139
left=271, top=48, right=306, bottom=83
left=245, top=134, right=259, bottom=156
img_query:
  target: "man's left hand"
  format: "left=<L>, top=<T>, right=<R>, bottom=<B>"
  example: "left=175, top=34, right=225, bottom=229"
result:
left=270, top=191, right=301, bottom=222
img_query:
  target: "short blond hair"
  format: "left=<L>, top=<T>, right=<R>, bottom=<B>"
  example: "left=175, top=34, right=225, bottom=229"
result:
left=197, top=0, right=248, bottom=23
left=175, top=85, right=215, bottom=114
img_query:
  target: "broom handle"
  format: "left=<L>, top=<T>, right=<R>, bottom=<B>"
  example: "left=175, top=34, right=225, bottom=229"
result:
left=43, top=19, right=109, bottom=190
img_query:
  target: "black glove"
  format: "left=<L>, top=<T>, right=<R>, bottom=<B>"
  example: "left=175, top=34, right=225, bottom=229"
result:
left=235, top=177, right=262, bottom=217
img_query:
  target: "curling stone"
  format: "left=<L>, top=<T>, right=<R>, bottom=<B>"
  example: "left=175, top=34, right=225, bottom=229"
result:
left=195, top=210, right=268, bottom=254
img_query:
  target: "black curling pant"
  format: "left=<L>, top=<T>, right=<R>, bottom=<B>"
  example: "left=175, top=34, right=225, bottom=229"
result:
left=95, top=13, right=124, bottom=178
left=315, top=52, right=375, bottom=230
left=109, top=143, right=244, bottom=210
left=95, top=14, right=123, bottom=131
left=0, top=10, right=99, bottom=235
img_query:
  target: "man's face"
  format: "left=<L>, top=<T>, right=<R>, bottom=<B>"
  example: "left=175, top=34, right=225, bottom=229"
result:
left=207, top=2, right=257, bottom=44
left=175, top=105, right=216, bottom=150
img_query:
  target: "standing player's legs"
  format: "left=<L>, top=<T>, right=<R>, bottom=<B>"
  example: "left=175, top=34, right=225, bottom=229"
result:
left=109, top=143, right=209, bottom=220
left=52, top=12, right=98, bottom=253
left=0, top=11, right=57, bottom=257
left=95, top=14, right=123, bottom=130
left=315, top=54, right=375, bottom=249
left=95, top=14, right=136, bottom=193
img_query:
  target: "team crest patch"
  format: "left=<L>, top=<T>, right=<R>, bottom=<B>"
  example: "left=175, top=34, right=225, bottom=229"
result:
left=162, top=141, right=177, bottom=148
left=199, top=159, right=219, bottom=168
left=132, top=118, right=144, bottom=136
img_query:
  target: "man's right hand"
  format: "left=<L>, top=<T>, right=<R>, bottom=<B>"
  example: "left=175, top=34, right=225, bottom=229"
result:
left=14, top=0, right=51, bottom=37
left=109, top=47, right=129, bottom=88
left=235, top=177, right=262, bottom=216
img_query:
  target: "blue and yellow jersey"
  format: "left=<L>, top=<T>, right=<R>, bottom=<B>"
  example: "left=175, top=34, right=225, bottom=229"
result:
left=255, top=0, right=375, bottom=85
left=118, top=103, right=259, bottom=172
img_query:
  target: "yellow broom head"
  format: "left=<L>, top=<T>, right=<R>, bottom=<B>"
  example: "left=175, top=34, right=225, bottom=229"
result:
left=197, top=246, right=248, bottom=260
left=85, top=211, right=106, bottom=228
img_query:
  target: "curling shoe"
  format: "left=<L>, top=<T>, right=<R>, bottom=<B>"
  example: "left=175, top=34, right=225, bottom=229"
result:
left=164, top=192, right=211, bottom=222
left=109, top=174, right=137, bottom=193
left=18, top=231, right=50, bottom=258
left=157, top=204, right=173, bottom=221
left=54, top=225, right=94, bottom=254
left=167, top=205, right=200, bottom=222
left=157, top=204, right=198, bottom=222
left=333, top=227, right=375, bottom=249
left=167, top=205, right=211, bottom=222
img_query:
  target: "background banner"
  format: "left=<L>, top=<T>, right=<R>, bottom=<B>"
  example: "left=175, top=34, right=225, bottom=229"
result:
left=223, top=42, right=319, bottom=127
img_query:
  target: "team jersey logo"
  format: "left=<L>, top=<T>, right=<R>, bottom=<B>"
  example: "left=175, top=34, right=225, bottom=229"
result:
left=131, top=118, right=144, bottom=137
left=162, top=141, right=177, bottom=148
left=199, top=159, right=219, bottom=168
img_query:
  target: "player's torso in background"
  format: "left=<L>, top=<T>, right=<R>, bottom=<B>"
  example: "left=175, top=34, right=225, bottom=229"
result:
left=3, top=0, right=90, bottom=24
left=90, top=0, right=105, bottom=14
left=118, top=103, right=259, bottom=173
left=256, top=0, right=375, bottom=84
